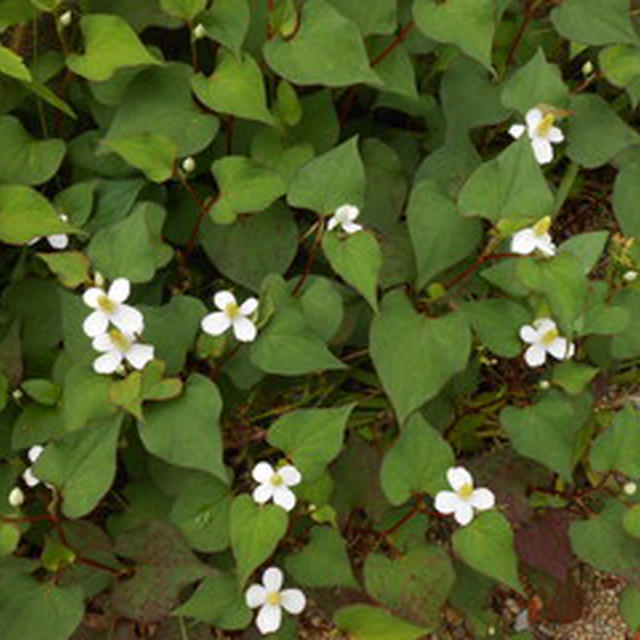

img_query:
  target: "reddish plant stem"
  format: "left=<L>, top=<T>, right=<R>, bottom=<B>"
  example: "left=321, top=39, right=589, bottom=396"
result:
left=505, top=0, right=537, bottom=69
left=381, top=499, right=422, bottom=537
left=292, top=220, right=323, bottom=296
left=444, top=252, right=521, bottom=290
left=370, top=20, right=415, bottom=68
left=1, top=513, right=55, bottom=525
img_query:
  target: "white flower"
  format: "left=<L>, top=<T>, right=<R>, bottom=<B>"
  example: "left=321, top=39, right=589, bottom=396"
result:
left=434, top=466, right=495, bottom=526
left=193, top=23, right=206, bottom=40
left=510, top=216, right=556, bottom=257
left=327, top=204, right=363, bottom=234
left=245, top=567, right=306, bottom=635
left=28, top=213, right=69, bottom=250
left=22, top=445, right=44, bottom=488
left=82, top=278, right=144, bottom=338
left=509, top=106, right=564, bottom=165
left=91, top=329, right=154, bottom=375
left=8, top=487, right=24, bottom=507
left=182, top=156, right=196, bottom=173
left=251, top=461, right=301, bottom=512
left=201, top=291, right=258, bottom=343
left=519, top=317, right=575, bottom=368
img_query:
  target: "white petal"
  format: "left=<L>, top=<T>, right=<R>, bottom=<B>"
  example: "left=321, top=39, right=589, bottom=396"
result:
left=240, top=297, right=259, bottom=316
left=262, top=567, right=284, bottom=591
left=547, top=126, right=564, bottom=143
left=273, top=486, right=296, bottom=512
left=252, top=484, right=274, bottom=505
left=28, top=445, right=44, bottom=463
left=92, top=332, right=115, bottom=352
left=47, top=233, right=68, bottom=249
left=519, top=325, right=539, bottom=344
left=201, top=311, right=231, bottom=336
left=470, top=488, right=495, bottom=511
left=536, top=234, right=556, bottom=256
left=343, top=205, right=360, bottom=221
left=245, top=585, right=267, bottom=609
left=214, top=290, right=236, bottom=310
left=566, top=341, right=576, bottom=358
left=510, top=229, right=537, bottom=255
left=232, top=317, right=257, bottom=342
left=83, top=311, right=109, bottom=338
left=28, top=236, right=41, bottom=246
left=280, top=589, right=306, bottom=615
left=108, top=278, right=130, bottom=303
left=256, top=604, right=282, bottom=635
left=525, top=107, right=543, bottom=132
left=93, top=351, right=123, bottom=374
left=447, top=466, right=473, bottom=491
left=454, top=502, right=474, bottom=526
left=83, top=287, right=104, bottom=309
left=342, top=221, right=363, bottom=234
left=533, top=317, right=556, bottom=334
left=524, top=343, right=547, bottom=367
left=547, top=337, right=571, bottom=360
left=327, top=216, right=339, bottom=231
left=508, top=123, right=526, bottom=139
left=111, top=304, right=144, bottom=335
left=279, top=465, right=301, bottom=487
left=125, top=343, right=154, bottom=370
left=252, top=461, right=275, bottom=483
left=22, top=467, right=40, bottom=487
left=531, top=137, right=553, bottom=165
left=434, top=490, right=461, bottom=515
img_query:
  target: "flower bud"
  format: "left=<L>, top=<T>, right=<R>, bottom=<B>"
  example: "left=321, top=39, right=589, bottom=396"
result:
left=8, top=487, right=24, bottom=508
left=182, top=156, right=196, bottom=173
left=581, top=60, right=594, bottom=76
left=11, top=389, right=23, bottom=401
left=59, top=10, right=72, bottom=27
left=539, top=380, right=550, bottom=390
left=94, top=272, right=105, bottom=287
left=193, top=23, right=206, bottom=40
left=623, top=270, right=638, bottom=282
left=624, top=481, right=637, bottom=495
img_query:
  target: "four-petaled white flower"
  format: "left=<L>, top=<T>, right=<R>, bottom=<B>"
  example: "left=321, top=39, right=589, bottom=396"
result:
left=201, top=291, right=258, bottom=343
left=510, top=216, right=556, bottom=257
left=22, top=445, right=44, bottom=488
left=91, top=329, right=154, bottom=375
left=509, top=106, right=564, bottom=165
left=245, top=567, right=306, bottom=635
left=28, top=213, right=69, bottom=250
left=519, top=317, right=575, bottom=368
left=435, top=466, right=495, bottom=526
left=327, top=204, right=363, bottom=234
left=251, top=461, right=301, bottom=512
left=82, top=277, right=144, bottom=338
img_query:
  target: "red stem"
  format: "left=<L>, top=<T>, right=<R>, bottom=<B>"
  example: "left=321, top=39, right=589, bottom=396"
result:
left=370, top=20, right=415, bottom=68
left=291, top=221, right=323, bottom=296
left=444, top=252, right=520, bottom=290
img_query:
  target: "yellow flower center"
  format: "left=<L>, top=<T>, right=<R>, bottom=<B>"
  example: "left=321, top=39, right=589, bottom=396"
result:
left=541, top=328, right=559, bottom=346
left=271, top=473, right=284, bottom=487
left=109, top=329, right=131, bottom=352
left=536, top=112, right=555, bottom=137
left=225, top=302, right=240, bottom=319
left=458, top=483, right=474, bottom=500
left=533, top=216, right=551, bottom=237
left=98, top=294, right=117, bottom=314
left=266, top=592, right=282, bottom=606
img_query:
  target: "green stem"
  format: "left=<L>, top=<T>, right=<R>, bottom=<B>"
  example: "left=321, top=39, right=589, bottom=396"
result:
left=553, top=161, right=579, bottom=216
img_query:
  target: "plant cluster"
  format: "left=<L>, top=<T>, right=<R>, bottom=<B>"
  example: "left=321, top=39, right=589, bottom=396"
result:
left=3, top=0, right=640, bottom=638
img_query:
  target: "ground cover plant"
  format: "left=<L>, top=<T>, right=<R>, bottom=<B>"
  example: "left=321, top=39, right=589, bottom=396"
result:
left=3, top=0, right=640, bottom=638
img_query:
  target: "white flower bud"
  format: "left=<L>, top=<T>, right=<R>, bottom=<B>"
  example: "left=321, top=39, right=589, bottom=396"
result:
left=487, top=626, right=496, bottom=636
left=59, top=10, right=72, bottom=27
left=624, top=481, right=637, bottom=495
left=8, top=487, right=24, bottom=507
left=581, top=60, right=594, bottom=76
left=182, top=156, right=196, bottom=173
left=11, top=389, right=23, bottom=400
left=94, top=272, right=105, bottom=287
left=539, top=380, right=550, bottom=390
left=193, top=23, right=206, bottom=40
left=623, top=270, right=638, bottom=282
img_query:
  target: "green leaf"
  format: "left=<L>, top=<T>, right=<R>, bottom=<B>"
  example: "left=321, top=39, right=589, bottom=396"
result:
left=159, top=0, right=206, bottom=21
left=173, top=571, right=252, bottom=629
left=558, top=231, right=609, bottom=274
left=0, top=522, right=20, bottom=557
left=620, top=586, right=640, bottom=631
left=0, top=44, right=31, bottom=82
left=170, top=472, right=231, bottom=553
left=200, top=203, right=298, bottom=293
left=37, top=252, right=90, bottom=289
left=0, top=116, right=65, bottom=186
left=199, top=0, right=250, bottom=56
left=34, top=415, right=122, bottom=518
left=364, top=544, right=455, bottom=630
left=263, top=0, right=380, bottom=87
left=327, top=0, right=396, bottom=35
left=500, top=391, right=591, bottom=481
left=67, top=14, right=162, bottom=81
left=370, top=290, right=471, bottom=424
left=413, top=0, right=497, bottom=70
left=591, top=404, right=640, bottom=476
left=550, top=0, right=640, bottom=47
left=566, top=94, right=640, bottom=168
left=380, top=414, right=454, bottom=505
left=299, top=277, right=344, bottom=341
left=322, top=231, right=381, bottom=311
left=600, top=45, right=640, bottom=108
left=229, top=495, right=289, bottom=585
left=552, top=361, right=598, bottom=395
left=191, top=49, right=275, bottom=126
left=139, top=374, right=226, bottom=482
left=87, top=201, right=173, bottom=283
left=104, top=132, right=177, bottom=182
left=613, top=157, right=640, bottom=238
left=623, top=503, right=640, bottom=539
left=406, top=179, right=481, bottom=288
left=267, top=404, right=355, bottom=480
left=21, top=378, right=61, bottom=406
left=501, top=48, right=569, bottom=115
left=285, top=526, right=358, bottom=589
left=209, top=156, right=287, bottom=225
left=452, top=511, right=522, bottom=593
left=287, top=136, right=365, bottom=215
left=0, top=574, right=83, bottom=640
left=334, top=605, right=428, bottom=640
left=458, top=137, right=554, bottom=224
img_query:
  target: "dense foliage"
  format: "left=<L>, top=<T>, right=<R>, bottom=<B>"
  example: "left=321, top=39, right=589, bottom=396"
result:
left=3, top=0, right=640, bottom=637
